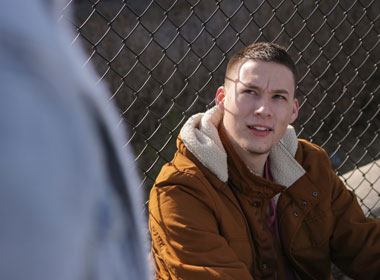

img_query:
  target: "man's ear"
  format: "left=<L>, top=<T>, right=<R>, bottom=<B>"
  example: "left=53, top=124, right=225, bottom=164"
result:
left=215, top=86, right=225, bottom=110
left=289, top=98, right=299, bottom=124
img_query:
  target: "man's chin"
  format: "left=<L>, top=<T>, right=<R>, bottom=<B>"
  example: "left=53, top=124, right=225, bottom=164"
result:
left=245, top=147, right=271, bottom=156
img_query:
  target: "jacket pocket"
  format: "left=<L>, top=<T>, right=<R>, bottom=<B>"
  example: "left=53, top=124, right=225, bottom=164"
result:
left=292, top=208, right=334, bottom=250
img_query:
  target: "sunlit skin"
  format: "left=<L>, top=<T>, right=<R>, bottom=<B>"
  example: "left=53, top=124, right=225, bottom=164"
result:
left=216, top=59, right=299, bottom=176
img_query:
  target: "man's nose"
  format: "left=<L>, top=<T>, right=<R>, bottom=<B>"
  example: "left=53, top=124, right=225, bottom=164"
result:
left=254, top=98, right=273, bottom=117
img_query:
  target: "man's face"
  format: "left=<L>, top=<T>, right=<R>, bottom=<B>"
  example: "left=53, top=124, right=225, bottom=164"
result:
left=217, top=59, right=299, bottom=160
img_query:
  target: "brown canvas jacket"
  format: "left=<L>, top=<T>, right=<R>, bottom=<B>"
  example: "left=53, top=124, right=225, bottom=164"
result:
left=149, top=106, right=380, bottom=280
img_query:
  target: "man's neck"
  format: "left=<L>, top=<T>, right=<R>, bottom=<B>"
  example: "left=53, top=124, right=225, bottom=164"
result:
left=242, top=152, right=269, bottom=177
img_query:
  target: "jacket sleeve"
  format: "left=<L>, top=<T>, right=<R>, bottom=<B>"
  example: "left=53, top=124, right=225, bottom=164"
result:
left=329, top=168, right=380, bottom=279
left=149, top=176, right=254, bottom=280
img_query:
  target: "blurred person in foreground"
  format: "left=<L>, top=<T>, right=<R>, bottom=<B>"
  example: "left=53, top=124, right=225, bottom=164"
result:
left=149, top=42, right=380, bottom=279
left=0, top=0, right=151, bottom=279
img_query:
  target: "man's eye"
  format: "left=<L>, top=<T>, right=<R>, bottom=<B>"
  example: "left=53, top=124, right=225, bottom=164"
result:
left=244, top=90, right=257, bottom=95
left=274, top=95, right=286, bottom=100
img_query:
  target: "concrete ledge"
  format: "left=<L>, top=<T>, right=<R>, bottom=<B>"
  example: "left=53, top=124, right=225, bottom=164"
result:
left=340, top=159, right=380, bottom=218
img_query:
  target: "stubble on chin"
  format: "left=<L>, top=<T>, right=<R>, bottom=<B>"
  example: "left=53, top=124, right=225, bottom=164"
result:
left=240, top=139, right=272, bottom=156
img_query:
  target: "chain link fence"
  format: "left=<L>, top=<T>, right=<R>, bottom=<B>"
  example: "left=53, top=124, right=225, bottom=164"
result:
left=61, top=1, right=379, bottom=278
left=62, top=0, right=379, bottom=218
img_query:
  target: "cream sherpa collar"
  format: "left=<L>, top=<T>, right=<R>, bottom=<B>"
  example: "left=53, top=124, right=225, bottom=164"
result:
left=180, top=106, right=305, bottom=187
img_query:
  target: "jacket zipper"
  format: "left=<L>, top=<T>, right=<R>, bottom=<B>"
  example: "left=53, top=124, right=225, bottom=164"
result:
left=229, top=180, right=281, bottom=279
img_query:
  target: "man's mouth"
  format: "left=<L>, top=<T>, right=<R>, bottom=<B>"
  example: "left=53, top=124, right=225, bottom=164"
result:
left=248, top=125, right=272, bottom=131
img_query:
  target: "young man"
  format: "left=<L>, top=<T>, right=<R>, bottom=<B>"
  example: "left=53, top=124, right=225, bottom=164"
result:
left=149, top=42, right=380, bottom=279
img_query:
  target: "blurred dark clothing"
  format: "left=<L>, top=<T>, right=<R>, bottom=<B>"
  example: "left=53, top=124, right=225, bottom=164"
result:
left=0, top=0, right=151, bottom=279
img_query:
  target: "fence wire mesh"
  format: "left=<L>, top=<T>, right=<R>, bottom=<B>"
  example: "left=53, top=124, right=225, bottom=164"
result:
left=62, top=0, right=380, bottom=220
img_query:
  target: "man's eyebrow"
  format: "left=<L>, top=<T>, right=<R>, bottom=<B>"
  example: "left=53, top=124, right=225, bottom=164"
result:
left=272, top=89, right=289, bottom=94
left=242, top=83, right=260, bottom=90
left=241, top=82, right=289, bottom=94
